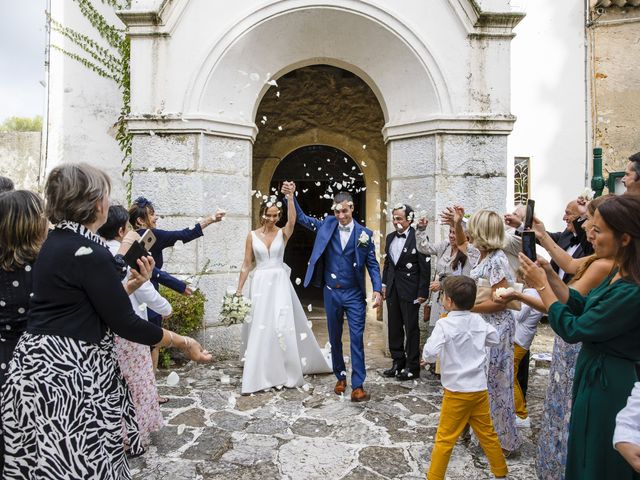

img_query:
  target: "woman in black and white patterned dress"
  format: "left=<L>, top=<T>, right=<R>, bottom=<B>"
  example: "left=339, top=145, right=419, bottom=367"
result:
left=1, top=163, right=212, bottom=480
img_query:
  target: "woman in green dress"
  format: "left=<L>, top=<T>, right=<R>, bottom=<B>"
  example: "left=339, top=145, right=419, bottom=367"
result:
left=520, top=194, right=640, bottom=480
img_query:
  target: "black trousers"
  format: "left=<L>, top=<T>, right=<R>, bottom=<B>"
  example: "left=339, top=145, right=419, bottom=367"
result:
left=386, top=287, right=420, bottom=370
left=517, top=349, right=530, bottom=397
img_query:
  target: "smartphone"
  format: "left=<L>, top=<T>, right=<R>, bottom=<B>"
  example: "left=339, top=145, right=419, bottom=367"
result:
left=524, top=199, right=535, bottom=230
left=522, top=231, right=537, bottom=262
left=123, top=230, right=156, bottom=272
left=140, top=229, right=156, bottom=251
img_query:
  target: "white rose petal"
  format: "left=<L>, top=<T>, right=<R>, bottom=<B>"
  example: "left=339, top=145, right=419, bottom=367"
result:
left=166, top=371, right=179, bottom=386
left=307, top=304, right=313, bottom=312
left=74, top=246, right=93, bottom=257
left=220, top=375, right=231, bottom=384
left=295, top=278, right=302, bottom=285
left=302, top=383, right=310, bottom=392
left=330, top=273, right=337, bottom=279
left=300, top=333, right=308, bottom=341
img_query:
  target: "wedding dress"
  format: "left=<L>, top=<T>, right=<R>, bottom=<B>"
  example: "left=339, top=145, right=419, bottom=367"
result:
left=240, top=229, right=332, bottom=394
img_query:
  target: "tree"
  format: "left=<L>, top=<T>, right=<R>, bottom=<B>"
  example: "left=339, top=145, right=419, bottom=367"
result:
left=0, top=116, right=43, bottom=132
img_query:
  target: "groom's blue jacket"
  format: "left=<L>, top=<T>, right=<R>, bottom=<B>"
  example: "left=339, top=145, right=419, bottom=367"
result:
left=293, top=197, right=382, bottom=295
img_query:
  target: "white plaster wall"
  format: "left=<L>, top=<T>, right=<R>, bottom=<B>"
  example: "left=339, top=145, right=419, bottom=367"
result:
left=508, top=0, right=588, bottom=231
left=126, top=0, right=518, bottom=131
left=46, top=1, right=126, bottom=201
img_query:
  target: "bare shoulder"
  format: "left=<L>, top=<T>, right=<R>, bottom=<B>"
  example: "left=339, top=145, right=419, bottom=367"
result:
left=588, top=257, right=616, bottom=273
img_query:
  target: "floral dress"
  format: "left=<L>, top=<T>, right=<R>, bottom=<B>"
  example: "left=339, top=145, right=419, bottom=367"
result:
left=535, top=336, right=581, bottom=480
left=469, top=246, right=521, bottom=452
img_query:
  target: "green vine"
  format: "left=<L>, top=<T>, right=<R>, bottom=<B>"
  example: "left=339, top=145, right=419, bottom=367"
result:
left=49, top=0, right=133, bottom=202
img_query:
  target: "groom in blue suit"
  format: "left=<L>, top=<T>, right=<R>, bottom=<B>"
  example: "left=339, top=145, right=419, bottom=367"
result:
left=282, top=182, right=382, bottom=402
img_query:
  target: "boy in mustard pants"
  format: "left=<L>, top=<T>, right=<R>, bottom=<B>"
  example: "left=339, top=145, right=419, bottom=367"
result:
left=421, top=275, right=508, bottom=480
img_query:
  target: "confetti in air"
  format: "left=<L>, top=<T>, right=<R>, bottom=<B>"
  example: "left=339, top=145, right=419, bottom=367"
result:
left=74, top=247, right=93, bottom=256
left=307, top=304, right=313, bottom=312
left=166, top=371, right=179, bottom=386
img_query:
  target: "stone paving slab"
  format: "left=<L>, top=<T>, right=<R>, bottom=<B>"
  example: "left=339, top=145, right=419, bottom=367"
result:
left=131, top=319, right=552, bottom=479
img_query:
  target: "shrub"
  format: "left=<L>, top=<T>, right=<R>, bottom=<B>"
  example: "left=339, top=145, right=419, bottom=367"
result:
left=158, top=286, right=206, bottom=368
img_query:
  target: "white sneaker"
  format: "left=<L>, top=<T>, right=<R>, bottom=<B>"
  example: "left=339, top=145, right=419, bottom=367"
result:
left=515, top=416, right=530, bottom=428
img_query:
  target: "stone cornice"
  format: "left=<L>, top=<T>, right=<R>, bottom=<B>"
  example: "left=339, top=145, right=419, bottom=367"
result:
left=447, top=0, right=525, bottom=39
left=126, top=114, right=258, bottom=141
left=116, top=0, right=186, bottom=36
left=382, top=115, right=517, bottom=142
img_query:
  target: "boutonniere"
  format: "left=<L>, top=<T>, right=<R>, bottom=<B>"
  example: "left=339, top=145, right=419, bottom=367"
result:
left=357, top=231, right=370, bottom=247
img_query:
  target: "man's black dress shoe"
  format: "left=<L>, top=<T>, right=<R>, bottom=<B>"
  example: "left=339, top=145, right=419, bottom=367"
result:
left=397, top=368, right=420, bottom=381
left=382, top=360, right=405, bottom=378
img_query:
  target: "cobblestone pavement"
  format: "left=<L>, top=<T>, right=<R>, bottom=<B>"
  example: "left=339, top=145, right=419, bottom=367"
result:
left=131, top=318, right=554, bottom=480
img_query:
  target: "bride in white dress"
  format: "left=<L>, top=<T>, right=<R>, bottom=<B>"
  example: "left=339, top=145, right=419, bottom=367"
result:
left=236, top=191, right=331, bottom=394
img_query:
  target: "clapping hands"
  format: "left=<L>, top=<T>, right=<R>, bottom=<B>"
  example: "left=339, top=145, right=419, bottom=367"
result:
left=440, top=205, right=464, bottom=226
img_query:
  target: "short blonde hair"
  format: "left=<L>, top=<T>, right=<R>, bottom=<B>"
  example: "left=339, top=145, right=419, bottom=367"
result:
left=0, top=190, right=48, bottom=271
left=467, top=209, right=505, bottom=252
left=45, top=163, right=111, bottom=225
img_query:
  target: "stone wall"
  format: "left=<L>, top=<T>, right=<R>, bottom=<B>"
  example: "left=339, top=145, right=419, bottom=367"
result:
left=591, top=7, right=640, bottom=173
left=0, top=132, right=42, bottom=191
left=131, top=132, right=252, bottom=332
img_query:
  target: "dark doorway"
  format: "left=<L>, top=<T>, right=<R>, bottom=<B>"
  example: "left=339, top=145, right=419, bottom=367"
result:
left=270, top=145, right=366, bottom=303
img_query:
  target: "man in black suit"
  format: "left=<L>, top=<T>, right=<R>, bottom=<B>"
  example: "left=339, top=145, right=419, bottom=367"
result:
left=381, top=204, right=430, bottom=381
left=547, top=200, right=591, bottom=284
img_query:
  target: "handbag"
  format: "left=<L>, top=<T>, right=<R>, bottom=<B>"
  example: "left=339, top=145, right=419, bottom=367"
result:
left=475, top=278, right=523, bottom=311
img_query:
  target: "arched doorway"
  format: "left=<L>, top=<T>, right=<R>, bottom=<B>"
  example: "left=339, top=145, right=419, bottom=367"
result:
left=252, top=64, right=386, bottom=308
left=270, top=145, right=366, bottom=304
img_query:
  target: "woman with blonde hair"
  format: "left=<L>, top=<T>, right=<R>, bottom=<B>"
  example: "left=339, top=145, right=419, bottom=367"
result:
left=443, top=206, right=520, bottom=453
left=1, top=163, right=211, bottom=479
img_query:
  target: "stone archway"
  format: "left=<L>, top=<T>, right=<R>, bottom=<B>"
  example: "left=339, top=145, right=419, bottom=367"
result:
left=120, top=1, right=522, bottom=337
left=251, top=65, right=386, bottom=308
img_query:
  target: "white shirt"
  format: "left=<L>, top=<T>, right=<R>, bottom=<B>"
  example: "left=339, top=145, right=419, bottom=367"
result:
left=106, top=239, right=172, bottom=320
left=422, top=310, right=499, bottom=392
left=558, top=242, right=580, bottom=281
left=338, top=220, right=354, bottom=250
left=389, top=228, right=409, bottom=264
left=614, top=382, right=640, bottom=447
left=514, top=288, right=544, bottom=350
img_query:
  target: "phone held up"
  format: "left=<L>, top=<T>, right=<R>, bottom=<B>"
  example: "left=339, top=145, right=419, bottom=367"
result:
left=522, top=231, right=537, bottom=262
left=123, top=229, right=157, bottom=272
left=524, top=199, right=535, bottom=230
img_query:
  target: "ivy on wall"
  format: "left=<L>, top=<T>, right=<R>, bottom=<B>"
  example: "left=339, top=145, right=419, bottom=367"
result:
left=48, top=0, right=133, bottom=201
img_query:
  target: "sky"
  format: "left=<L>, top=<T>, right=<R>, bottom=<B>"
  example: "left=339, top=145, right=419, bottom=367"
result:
left=0, top=0, right=48, bottom=121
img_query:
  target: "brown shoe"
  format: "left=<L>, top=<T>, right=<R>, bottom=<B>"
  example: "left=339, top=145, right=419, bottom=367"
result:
left=334, top=379, right=347, bottom=395
left=350, top=387, right=370, bottom=402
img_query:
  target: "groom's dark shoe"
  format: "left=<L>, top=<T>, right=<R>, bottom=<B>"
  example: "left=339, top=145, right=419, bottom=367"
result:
left=334, top=379, right=347, bottom=395
left=382, top=360, right=405, bottom=378
left=351, top=387, right=370, bottom=403
left=397, top=368, right=420, bottom=381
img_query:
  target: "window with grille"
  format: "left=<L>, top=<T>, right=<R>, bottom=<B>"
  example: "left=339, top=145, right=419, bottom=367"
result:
left=514, top=157, right=530, bottom=205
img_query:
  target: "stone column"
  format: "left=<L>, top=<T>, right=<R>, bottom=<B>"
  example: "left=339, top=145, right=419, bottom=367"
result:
left=131, top=132, right=252, bottom=356
left=384, top=135, right=437, bottom=355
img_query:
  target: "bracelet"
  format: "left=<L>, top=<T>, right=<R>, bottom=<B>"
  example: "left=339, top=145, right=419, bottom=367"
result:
left=536, top=285, right=547, bottom=292
left=168, top=331, right=174, bottom=348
